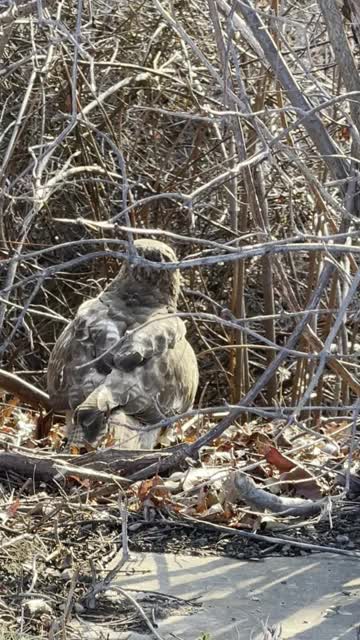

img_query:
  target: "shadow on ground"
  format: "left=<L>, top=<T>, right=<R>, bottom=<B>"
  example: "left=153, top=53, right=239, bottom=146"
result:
left=73, top=551, right=360, bottom=639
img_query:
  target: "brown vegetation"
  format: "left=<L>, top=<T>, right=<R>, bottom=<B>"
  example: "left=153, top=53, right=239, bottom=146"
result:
left=0, top=0, right=359, bottom=637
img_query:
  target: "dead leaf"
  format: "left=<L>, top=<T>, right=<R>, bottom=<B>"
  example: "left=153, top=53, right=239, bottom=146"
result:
left=281, top=467, right=323, bottom=500
left=138, top=478, right=156, bottom=501
left=232, top=513, right=258, bottom=530
left=7, top=497, right=20, bottom=518
left=138, top=475, right=169, bottom=506
left=251, top=431, right=273, bottom=450
left=338, top=125, right=350, bottom=141
left=195, top=486, right=209, bottom=513
left=182, top=467, right=229, bottom=493
left=319, top=419, right=351, bottom=441
left=274, top=429, right=294, bottom=448
left=67, top=476, right=91, bottom=488
left=261, top=445, right=295, bottom=472
left=69, top=445, right=81, bottom=455
left=0, top=397, right=20, bottom=424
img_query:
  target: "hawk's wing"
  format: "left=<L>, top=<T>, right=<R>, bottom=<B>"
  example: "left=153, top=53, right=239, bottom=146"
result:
left=47, top=297, right=126, bottom=411
left=72, top=315, right=198, bottom=445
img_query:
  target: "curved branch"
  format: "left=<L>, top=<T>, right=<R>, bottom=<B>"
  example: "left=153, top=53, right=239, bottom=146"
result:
left=0, top=369, right=51, bottom=410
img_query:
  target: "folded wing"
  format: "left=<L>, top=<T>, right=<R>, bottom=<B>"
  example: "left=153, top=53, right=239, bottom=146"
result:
left=47, top=297, right=125, bottom=411
left=74, top=314, right=198, bottom=446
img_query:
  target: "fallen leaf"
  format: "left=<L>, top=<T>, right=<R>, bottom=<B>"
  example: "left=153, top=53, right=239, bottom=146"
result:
left=69, top=445, right=81, bottom=455
left=138, top=475, right=169, bottom=506
left=262, top=445, right=295, bottom=472
left=7, top=497, right=20, bottom=518
left=252, top=432, right=274, bottom=450
left=195, top=486, right=209, bottom=513
left=67, top=476, right=91, bottom=488
left=0, top=397, right=20, bottom=423
left=281, top=467, right=323, bottom=500
left=338, top=125, right=350, bottom=141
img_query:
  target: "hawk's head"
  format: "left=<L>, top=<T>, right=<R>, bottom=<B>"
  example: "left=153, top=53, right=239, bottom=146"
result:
left=106, top=238, right=181, bottom=311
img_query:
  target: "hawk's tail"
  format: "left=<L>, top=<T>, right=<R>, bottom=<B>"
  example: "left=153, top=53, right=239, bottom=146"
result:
left=65, top=408, right=161, bottom=450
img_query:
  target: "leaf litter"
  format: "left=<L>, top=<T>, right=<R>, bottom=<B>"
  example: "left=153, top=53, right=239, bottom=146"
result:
left=0, top=400, right=359, bottom=638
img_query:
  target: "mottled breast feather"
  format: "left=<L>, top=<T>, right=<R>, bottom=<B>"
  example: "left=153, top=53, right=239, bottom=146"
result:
left=47, top=239, right=199, bottom=448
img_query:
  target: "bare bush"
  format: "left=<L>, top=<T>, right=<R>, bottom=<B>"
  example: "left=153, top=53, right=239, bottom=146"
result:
left=0, top=0, right=359, bottom=436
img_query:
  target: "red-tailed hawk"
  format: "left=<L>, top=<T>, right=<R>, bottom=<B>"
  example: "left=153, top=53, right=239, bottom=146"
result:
left=47, top=239, right=199, bottom=449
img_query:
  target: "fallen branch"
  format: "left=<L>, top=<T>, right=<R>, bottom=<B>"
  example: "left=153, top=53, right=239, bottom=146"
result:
left=0, top=446, right=174, bottom=483
left=180, top=515, right=360, bottom=559
left=53, top=459, right=130, bottom=486
left=97, top=585, right=166, bottom=640
left=0, top=450, right=63, bottom=482
left=229, top=471, right=325, bottom=518
left=0, top=368, right=51, bottom=410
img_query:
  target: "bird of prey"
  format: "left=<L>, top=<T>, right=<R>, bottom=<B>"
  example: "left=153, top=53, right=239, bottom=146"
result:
left=47, top=239, right=199, bottom=449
